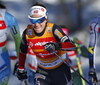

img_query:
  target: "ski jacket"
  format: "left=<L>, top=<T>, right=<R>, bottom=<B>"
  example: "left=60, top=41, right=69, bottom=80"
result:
left=88, top=17, right=100, bottom=69
left=18, top=22, right=76, bottom=70
left=0, top=9, right=21, bottom=57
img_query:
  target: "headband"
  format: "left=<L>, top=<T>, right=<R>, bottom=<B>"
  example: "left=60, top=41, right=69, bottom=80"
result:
left=29, top=6, right=47, bottom=19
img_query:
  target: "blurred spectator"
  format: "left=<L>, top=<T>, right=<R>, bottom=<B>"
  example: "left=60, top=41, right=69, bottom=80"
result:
left=0, top=3, right=21, bottom=85
left=88, top=17, right=99, bottom=85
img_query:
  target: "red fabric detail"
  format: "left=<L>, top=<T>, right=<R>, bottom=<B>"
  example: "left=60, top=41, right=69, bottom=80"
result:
left=10, top=56, right=17, bottom=60
left=0, top=21, right=7, bottom=30
left=34, top=51, right=58, bottom=58
left=70, top=65, right=78, bottom=71
left=18, top=51, right=26, bottom=69
left=28, top=47, right=35, bottom=55
left=61, top=42, right=76, bottom=49
left=67, top=50, right=76, bottom=57
left=77, top=40, right=82, bottom=44
left=19, top=67, right=24, bottom=70
left=27, top=37, right=55, bottom=50
left=28, top=63, right=37, bottom=70
left=98, top=27, right=100, bottom=33
left=71, top=62, right=81, bottom=70
left=0, top=40, right=6, bottom=47
left=90, top=25, right=92, bottom=31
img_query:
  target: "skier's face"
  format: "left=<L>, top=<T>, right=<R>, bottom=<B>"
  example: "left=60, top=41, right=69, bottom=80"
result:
left=29, top=14, right=47, bottom=33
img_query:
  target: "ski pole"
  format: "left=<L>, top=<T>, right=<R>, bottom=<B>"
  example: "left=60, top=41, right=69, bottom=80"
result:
left=53, top=51, right=91, bottom=85
left=75, top=42, right=86, bottom=85
left=76, top=55, right=86, bottom=85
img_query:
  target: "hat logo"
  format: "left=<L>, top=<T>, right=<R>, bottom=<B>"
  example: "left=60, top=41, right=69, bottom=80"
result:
left=41, top=8, right=44, bottom=12
left=34, top=10, right=38, bottom=14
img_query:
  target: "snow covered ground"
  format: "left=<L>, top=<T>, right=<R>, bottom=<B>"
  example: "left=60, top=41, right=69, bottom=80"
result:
left=1, top=0, right=100, bottom=85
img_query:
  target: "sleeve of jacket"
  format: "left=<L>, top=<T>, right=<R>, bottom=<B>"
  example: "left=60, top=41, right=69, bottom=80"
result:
left=52, top=24, right=76, bottom=50
left=5, top=12, right=21, bottom=59
left=18, top=29, right=28, bottom=70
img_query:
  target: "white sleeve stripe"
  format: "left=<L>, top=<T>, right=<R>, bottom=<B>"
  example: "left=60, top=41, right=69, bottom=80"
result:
left=60, top=36, right=68, bottom=43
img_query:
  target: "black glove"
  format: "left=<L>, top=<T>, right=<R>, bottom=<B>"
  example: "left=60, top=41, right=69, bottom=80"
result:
left=17, top=69, right=27, bottom=81
left=13, top=61, right=19, bottom=75
left=88, top=68, right=98, bottom=85
left=44, top=42, right=62, bottom=53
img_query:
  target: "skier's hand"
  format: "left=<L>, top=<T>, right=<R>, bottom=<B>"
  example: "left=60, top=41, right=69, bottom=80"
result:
left=88, top=68, right=98, bottom=85
left=17, top=69, right=27, bottom=81
left=44, top=42, right=62, bottom=53
left=13, top=61, right=19, bottom=75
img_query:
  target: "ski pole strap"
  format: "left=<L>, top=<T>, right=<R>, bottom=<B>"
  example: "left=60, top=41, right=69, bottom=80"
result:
left=89, top=76, right=98, bottom=85
left=88, top=68, right=98, bottom=85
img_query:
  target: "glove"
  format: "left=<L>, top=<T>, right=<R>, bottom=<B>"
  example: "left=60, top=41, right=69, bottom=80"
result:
left=17, top=69, right=27, bottom=81
left=44, top=42, right=62, bottom=53
left=88, top=68, right=98, bottom=85
left=13, top=61, right=19, bottom=75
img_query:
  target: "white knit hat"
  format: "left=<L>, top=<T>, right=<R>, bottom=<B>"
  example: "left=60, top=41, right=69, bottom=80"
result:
left=29, top=6, right=47, bottom=19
